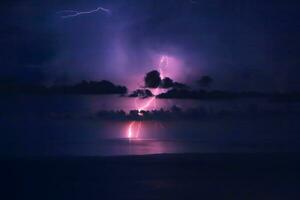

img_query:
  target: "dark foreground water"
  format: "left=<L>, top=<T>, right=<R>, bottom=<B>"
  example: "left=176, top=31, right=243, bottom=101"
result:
left=3, top=153, right=300, bottom=200
left=1, top=116, right=300, bottom=156
left=2, top=95, right=300, bottom=199
left=1, top=95, right=300, bottom=156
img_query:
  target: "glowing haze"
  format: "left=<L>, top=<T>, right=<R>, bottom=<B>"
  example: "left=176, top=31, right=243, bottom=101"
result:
left=127, top=55, right=169, bottom=139
left=1, top=0, right=299, bottom=91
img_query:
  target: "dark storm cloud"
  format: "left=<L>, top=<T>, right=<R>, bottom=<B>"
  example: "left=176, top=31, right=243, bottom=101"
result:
left=0, top=0, right=299, bottom=90
left=0, top=0, right=59, bottom=83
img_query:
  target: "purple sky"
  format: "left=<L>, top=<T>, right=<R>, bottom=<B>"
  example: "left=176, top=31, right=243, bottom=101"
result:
left=1, top=0, right=300, bottom=91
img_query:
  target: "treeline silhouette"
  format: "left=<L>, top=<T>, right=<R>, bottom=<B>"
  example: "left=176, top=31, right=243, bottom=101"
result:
left=90, top=105, right=300, bottom=121
left=0, top=80, right=127, bottom=95
left=157, top=89, right=265, bottom=100
left=1, top=76, right=300, bottom=102
left=128, top=89, right=153, bottom=98
left=140, top=71, right=300, bottom=102
left=156, top=88, right=300, bottom=102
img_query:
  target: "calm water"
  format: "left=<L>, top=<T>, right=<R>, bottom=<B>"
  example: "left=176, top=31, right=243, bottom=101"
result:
left=1, top=95, right=300, bottom=156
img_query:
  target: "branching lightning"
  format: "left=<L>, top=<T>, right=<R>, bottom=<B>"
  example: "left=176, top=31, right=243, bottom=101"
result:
left=127, top=56, right=169, bottom=139
left=57, top=6, right=111, bottom=19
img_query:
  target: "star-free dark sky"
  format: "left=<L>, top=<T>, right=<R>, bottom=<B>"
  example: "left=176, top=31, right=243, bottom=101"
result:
left=0, top=0, right=299, bottom=91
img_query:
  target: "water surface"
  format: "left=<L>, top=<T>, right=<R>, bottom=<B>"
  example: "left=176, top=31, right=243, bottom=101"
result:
left=1, top=95, right=300, bottom=156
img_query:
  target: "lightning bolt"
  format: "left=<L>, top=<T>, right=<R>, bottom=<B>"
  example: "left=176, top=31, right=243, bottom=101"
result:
left=127, top=56, right=169, bottom=139
left=57, top=6, right=111, bottom=19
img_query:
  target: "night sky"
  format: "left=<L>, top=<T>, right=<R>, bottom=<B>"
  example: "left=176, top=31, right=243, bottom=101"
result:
left=1, top=0, right=299, bottom=91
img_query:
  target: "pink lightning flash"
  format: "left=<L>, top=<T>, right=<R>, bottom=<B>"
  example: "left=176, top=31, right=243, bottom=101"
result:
left=127, top=56, right=169, bottom=139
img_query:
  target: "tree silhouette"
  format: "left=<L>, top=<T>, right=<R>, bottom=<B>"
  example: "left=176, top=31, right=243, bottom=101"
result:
left=161, top=77, right=174, bottom=88
left=173, top=82, right=189, bottom=90
left=197, top=76, right=213, bottom=88
left=144, top=70, right=161, bottom=88
left=129, top=89, right=153, bottom=98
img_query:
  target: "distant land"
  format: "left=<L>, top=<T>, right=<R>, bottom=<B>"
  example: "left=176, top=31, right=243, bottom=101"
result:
left=157, top=89, right=300, bottom=102
left=0, top=80, right=127, bottom=95
left=1, top=79, right=300, bottom=102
